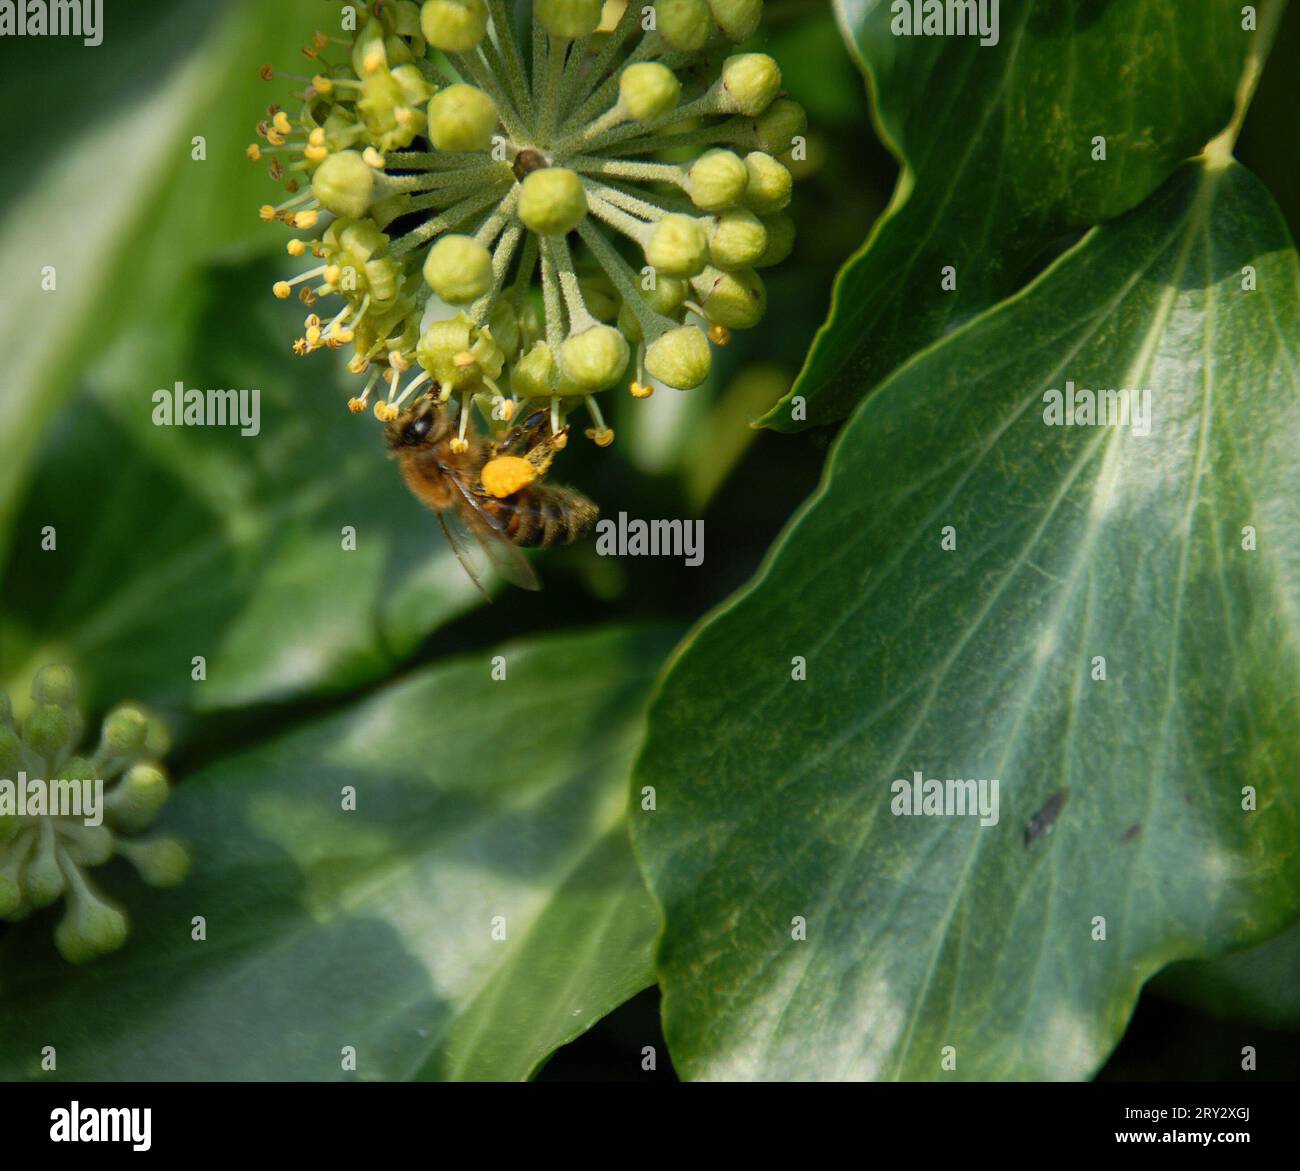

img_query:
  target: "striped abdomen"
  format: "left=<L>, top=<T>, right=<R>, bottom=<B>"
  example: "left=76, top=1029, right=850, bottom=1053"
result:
left=482, top=484, right=598, bottom=548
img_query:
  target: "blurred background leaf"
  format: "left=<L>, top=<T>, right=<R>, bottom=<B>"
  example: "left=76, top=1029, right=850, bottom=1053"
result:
left=0, top=626, right=672, bottom=1081
left=0, top=0, right=325, bottom=560
left=0, top=257, right=483, bottom=729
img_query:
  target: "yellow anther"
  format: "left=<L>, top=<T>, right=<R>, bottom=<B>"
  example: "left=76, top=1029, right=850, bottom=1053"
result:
left=304, top=314, right=322, bottom=329
left=707, top=323, right=732, bottom=346
left=305, top=145, right=328, bottom=163
left=481, top=456, right=538, bottom=499
left=246, top=144, right=263, bottom=162
left=336, top=329, right=356, bottom=344
left=362, top=147, right=386, bottom=169
left=374, top=401, right=399, bottom=421
left=308, top=127, right=326, bottom=147
left=449, top=437, right=470, bottom=454
left=259, top=205, right=277, bottom=222
left=452, top=350, right=476, bottom=369
left=266, top=129, right=287, bottom=147
left=306, top=326, right=323, bottom=345
left=312, top=74, right=333, bottom=95
left=348, top=355, right=370, bottom=374
left=389, top=352, right=412, bottom=373
left=273, top=281, right=293, bottom=299
left=294, top=210, right=319, bottom=229
left=363, top=48, right=385, bottom=74
left=293, top=339, right=310, bottom=355
left=323, top=265, right=342, bottom=287
left=347, top=397, right=367, bottom=414
left=395, top=106, right=417, bottom=127
left=629, top=381, right=654, bottom=399
left=287, top=239, right=307, bottom=257
left=585, top=426, right=615, bottom=448
left=552, top=431, right=569, bottom=450
left=497, top=398, right=517, bottom=421
left=272, top=111, right=292, bottom=135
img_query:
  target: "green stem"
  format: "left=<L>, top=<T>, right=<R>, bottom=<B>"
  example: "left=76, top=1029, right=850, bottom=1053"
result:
left=391, top=185, right=512, bottom=255
left=548, top=235, right=597, bottom=333
left=576, top=218, right=675, bottom=341
left=486, top=0, right=533, bottom=116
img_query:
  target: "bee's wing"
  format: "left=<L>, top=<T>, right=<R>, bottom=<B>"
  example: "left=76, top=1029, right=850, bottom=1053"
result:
left=440, top=467, right=543, bottom=593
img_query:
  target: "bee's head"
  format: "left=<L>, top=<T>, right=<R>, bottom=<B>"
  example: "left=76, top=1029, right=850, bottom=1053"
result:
left=385, top=393, right=448, bottom=451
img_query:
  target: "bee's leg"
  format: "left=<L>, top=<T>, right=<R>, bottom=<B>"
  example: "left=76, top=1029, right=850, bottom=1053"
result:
left=521, top=428, right=571, bottom=478
left=493, top=407, right=553, bottom=456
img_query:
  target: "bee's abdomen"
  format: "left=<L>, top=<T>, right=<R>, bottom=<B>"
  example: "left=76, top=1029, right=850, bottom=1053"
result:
left=487, top=485, right=598, bottom=548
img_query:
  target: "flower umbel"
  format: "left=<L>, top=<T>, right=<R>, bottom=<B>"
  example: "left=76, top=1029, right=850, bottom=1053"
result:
left=254, top=0, right=801, bottom=456
left=0, top=667, right=189, bottom=964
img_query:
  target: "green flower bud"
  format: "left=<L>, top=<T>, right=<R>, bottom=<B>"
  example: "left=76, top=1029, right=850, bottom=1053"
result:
left=619, top=273, right=691, bottom=341
left=645, top=213, right=710, bottom=275
left=654, top=0, right=711, bottom=50
left=312, top=150, right=376, bottom=218
left=755, top=212, right=795, bottom=267
left=687, top=149, right=749, bottom=211
left=25, top=704, right=72, bottom=763
left=105, top=763, right=171, bottom=835
left=122, top=838, right=191, bottom=888
left=62, top=824, right=114, bottom=868
left=709, top=0, right=763, bottom=41
left=489, top=296, right=522, bottom=359
left=0, top=725, right=21, bottom=780
left=720, top=53, right=781, bottom=116
left=420, top=0, right=488, bottom=51
left=55, top=886, right=128, bottom=965
left=427, top=84, right=498, bottom=151
left=102, top=704, right=150, bottom=756
left=31, top=665, right=78, bottom=708
left=25, top=830, right=65, bottom=908
left=511, top=341, right=557, bottom=398
left=518, top=167, right=588, bottom=236
left=424, top=234, right=494, bottom=304
left=743, top=150, right=792, bottom=213
left=619, top=62, right=681, bottom=122
left=144, top=717, right=172, bottom=760
left=384, top=34, right=417, bottom=67
left=351, top=17, right=390, bottom=77
left=695, top=266, right=766, bottom=328
left=560, top=325, right=630, bottom=391
left=753, top=98, right=807, bottom=155
left=417, top=314, right=504, bottom=389
left=392, top=1, right=425, bottom=37
left=646, top=325, right=713, bottom=389
left=708, top=208, right=768, bottom=268
left=536, top=0, right=603, bottom=38
left=579, top=271, right=621, bottom=321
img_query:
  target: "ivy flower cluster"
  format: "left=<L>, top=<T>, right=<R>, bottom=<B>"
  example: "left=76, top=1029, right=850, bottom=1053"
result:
left=252, top=0, right=803, bottom=452
left=0, top=668, right=189, bottom=964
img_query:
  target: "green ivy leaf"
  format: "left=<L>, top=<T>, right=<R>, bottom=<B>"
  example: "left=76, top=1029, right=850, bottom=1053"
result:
left=0, top=626, right=673, bottom=1081
left=0, top=260, right=482, bottom=720
left=762, top=0, right=1268, bottom=431
left=634, top=159, right=1300, bottom=1079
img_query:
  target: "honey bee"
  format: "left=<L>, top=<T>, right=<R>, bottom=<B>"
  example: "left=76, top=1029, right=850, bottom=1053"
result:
left=385, top=394, right=598, bottom=595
